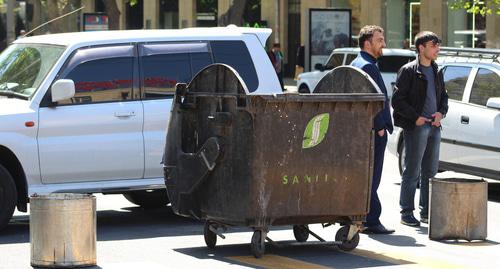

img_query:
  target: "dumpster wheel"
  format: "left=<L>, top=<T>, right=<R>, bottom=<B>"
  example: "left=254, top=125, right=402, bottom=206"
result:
left=293, top=225, right=309, bottom=242
left=204, top=221, right=217, bottom=248
left=335, top=225, right=360, bottom=251
left=251, top=230, right=266, bottom=258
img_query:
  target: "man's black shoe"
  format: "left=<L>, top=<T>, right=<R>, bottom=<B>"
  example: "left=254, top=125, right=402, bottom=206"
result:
left=401, top=214, right=421, bottom=227
left=361, top=224, right=395, bottom=234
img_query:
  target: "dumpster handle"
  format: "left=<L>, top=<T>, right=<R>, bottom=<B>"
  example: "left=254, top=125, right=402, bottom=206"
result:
left=201, top=150, right=216, bottom=171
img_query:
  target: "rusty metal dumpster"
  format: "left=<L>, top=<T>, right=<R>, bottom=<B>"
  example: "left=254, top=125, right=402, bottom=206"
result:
left=163, top=64, right=385, bottom=257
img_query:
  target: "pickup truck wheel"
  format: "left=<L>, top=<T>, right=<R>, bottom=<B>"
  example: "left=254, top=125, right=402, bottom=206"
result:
left=298, top=84, right=310, bottom=93
left=0, top=164, right=17, bottom=231
left=123, top=189, right=169, bottom=208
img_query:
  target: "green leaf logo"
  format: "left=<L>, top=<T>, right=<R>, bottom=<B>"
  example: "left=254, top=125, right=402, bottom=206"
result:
left=302, top=113, right=330, bottom=149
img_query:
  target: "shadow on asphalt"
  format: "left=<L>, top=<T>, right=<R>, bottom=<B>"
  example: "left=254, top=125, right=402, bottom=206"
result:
left=437, top=239, right=500, bottom=246
left=174, top=243, right=411, bottom=269
left=0, top=205, right=290, bottom=244
left=364, top=233, right=426, bottom=247
left=488, top=182, right=500, bottom=202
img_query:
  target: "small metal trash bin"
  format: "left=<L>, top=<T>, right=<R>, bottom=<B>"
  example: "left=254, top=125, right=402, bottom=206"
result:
left=429, top=178, right=487, bottom=241
left=30, top=193, right=96, bottom=268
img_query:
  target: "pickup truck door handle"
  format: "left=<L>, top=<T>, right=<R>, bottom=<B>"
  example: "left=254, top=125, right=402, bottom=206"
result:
left=114, top=111, right=136, bottom=118
left=461, top=115, right=469, bottom=124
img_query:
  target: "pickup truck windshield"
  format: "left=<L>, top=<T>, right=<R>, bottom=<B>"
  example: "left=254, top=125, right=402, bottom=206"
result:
left=0, top=44, right=65, bottom=99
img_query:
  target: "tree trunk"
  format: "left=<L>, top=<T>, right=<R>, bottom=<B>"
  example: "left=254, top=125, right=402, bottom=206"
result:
left=61, top=0, right=81, bottom=32
left=26, top=0, right=43, bottom=34
left=104, top=0, right=121, bottom=30
left=218, top=0, right=247, bottom=26
left=47, top=0, right=61, bottom=34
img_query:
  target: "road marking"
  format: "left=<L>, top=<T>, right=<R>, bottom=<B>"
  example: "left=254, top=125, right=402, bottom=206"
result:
left=228, top=254, right=332, bottom=269
left=228, top=248, right=476, bottom=269
left=351, top=248, right=473, bottom=269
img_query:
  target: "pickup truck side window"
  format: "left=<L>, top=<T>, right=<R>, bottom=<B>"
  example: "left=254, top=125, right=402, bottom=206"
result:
left=378, top=56, right=415, bottom=73
left=140, top=42, right=212, bottom=99
left=345, top=54, right=357, bottom=65
left=210, top=41, right=258, bottom=92
left=442, top=66, right=471, bottom=101
left=469, top=68, right=500, bottom=106
left=55, top=45, right=134, bottom=105
left=325, top=54, right=343, bottom=70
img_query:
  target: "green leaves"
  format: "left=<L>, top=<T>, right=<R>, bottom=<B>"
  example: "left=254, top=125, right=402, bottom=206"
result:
left=449, top=0, right=500, bottom=16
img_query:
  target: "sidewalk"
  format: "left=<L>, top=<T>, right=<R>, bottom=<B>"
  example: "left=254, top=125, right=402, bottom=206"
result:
left=283, top=77, right=297, bottom=93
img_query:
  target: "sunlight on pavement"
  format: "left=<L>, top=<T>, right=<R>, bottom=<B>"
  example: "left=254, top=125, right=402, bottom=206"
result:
left=228, top=254, right=332, bottom=269
left=351, top=248, right=474, bottom=269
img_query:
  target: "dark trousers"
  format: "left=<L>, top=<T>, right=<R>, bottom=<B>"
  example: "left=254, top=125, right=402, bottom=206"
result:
left=276, top=71, right=285, bottom=91
left=366, top=132, right=387, bottom=227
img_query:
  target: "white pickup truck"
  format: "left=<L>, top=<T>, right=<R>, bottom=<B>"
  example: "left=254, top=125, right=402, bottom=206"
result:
left=0, top=26, right=282, bottom=231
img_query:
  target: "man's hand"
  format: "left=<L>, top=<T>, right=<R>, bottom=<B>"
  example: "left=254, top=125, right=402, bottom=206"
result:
left=416, top=116, right=431, bottom=126
left=431, top=112, right=443, bottom=127
left=377, top=129, right=385, bottom=137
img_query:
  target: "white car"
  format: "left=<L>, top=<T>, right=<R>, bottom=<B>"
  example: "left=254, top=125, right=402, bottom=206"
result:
left=0, top=26, right=282, bottom=231
left=297, top=47, right=415, bottom=95
left=387, top=59, right=500, bottom=180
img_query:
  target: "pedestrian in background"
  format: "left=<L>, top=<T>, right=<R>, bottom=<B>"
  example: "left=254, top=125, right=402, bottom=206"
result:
left=268, top=43, right=285, bottom=91
left=392, top=31, right=448, bottom=227
left=351, top=25, right=394, bottom=234
left=294, top=44, right=305, bottom=80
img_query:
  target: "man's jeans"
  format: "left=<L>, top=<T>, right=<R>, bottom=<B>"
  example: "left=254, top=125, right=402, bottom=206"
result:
left=400, top=123, right=441, bottom=217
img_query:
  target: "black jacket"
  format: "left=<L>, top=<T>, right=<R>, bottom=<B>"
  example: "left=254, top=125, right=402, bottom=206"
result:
left=391, top=58, right=448, bottom=130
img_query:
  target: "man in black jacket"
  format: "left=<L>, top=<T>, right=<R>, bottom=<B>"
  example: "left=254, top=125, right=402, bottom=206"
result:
left=392, top=31, right=448, bottom=227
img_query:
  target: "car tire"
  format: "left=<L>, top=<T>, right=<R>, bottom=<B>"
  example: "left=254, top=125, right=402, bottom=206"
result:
left=123, top=189, right=169, bottom=208
left=298, top=84, right=310, bottom=93
left=0, top=164, right=17, bottom=231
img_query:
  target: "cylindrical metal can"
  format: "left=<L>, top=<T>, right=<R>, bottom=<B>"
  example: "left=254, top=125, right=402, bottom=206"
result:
left=429, top=178, right=487, bottom=241
left=30, top=193, right=96, bottom=268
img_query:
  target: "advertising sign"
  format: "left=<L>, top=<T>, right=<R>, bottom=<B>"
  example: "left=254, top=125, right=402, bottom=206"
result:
left=83, top=13, right=109, bottom=31
left=308, top=9, right=351, bottom=71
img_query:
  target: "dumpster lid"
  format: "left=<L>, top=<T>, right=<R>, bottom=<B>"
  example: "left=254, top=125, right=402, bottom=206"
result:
left=187, top=64, right=249, bottom=95
left=313, top=66, right=383, bottom=94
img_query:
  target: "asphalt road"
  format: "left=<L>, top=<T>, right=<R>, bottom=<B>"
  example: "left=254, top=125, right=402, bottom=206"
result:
left=1, top=151, right=500, bottom=269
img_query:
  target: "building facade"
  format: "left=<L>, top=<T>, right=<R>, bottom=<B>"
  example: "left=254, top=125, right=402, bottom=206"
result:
left=3, top=0, right=496, bottom=75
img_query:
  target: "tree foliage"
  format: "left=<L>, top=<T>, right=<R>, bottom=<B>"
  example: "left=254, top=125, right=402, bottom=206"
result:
left=218, top=0, right=247, bottom=26
left=449, top=0, right=500, bottom=16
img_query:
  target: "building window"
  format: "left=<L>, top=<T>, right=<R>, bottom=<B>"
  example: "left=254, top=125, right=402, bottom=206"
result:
left=160, top=0, right=179, bottom=29
left=197, top=0, right=217, bottom=27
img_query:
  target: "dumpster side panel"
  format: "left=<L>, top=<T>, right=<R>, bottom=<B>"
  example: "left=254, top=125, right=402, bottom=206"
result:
left=199, top=107, right=254, bottom=224
left=247, top=97, right=382, bottom=226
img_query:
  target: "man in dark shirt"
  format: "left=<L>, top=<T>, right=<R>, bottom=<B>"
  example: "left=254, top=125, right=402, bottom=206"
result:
left=392, top=31, right=448, bottom=227
left=351, top=25, right=394, bottom=234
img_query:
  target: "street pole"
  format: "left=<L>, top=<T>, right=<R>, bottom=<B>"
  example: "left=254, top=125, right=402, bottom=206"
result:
left=7, top=0, right=15, bottom=44
left=275, top=0, right=280, bottom=44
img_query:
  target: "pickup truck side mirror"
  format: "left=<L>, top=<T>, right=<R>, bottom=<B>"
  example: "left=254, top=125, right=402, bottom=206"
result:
left=314, top=63, right=325, bottom=71
left=51, top=79, right=75, bottom=103
left=486, top=97, right=500, bottom=110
